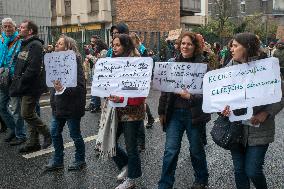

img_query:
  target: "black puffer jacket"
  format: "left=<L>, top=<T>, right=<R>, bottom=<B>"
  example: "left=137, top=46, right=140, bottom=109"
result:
left=158, top=54, right=211, bottom=131
left=50, top=56, right=86, bottom=119
left=11, top=36, right=47, bottom=97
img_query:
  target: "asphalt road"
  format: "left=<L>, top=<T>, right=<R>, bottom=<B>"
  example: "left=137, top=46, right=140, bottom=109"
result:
left=0, top=89, right=283, bottom=189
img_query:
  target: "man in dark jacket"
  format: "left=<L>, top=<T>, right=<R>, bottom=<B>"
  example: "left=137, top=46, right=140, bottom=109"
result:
left=10, top=20, right=51, bottom=153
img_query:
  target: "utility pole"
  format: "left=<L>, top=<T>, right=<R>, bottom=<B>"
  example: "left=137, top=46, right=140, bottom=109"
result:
left=262, top=0, right=269, bottom=46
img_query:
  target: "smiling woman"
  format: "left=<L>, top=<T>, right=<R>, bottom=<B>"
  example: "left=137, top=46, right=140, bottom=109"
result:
left=158, top=31, right=210, bottom=189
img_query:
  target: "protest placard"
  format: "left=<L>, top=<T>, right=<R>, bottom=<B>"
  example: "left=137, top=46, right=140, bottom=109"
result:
left=153, top=62, right=207, bottom=94
left=91, top=57, right=153, bottom=97
left=202, top=57, right=282, bottom=113
left=44, top=50, right=77, bottom=87
left=166, top=28, right=182, bottom=41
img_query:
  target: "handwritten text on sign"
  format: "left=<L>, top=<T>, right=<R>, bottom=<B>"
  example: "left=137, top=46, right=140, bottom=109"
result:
left=153, top=62, right=207, bottom=94
left=44, top=50, right=77, bottom=87
left=202, top=57, right=282, bottom=113
left=91, top=57, right=153, bottom=97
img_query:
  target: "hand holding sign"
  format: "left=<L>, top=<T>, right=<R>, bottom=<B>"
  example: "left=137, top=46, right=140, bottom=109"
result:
left=91, top=57, right=153, bottom=97
left=202, top=57, right=282, bottom=121
left=153, top=62, right=207, bottom=94
left=44, top=50, right=77, bottom=88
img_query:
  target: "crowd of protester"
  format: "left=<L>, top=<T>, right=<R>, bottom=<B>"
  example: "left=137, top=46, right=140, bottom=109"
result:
left=0, top=17, right=284, bottom=189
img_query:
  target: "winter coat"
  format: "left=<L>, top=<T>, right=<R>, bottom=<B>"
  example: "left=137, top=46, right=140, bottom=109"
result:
left=10, top=36, right=47, bottom=97
left=112, top=50, right=146, bottom=122
left=0, top=31, right=22, bottom=76
left=50, top=56, right=86, bottom=119
left=273, top=46, right=284, bottom=68
left=138, top=44, right=148, bottom=57
left=158, top=54, right=211, bottom=130
left=227, top=57, right=284, bottom=146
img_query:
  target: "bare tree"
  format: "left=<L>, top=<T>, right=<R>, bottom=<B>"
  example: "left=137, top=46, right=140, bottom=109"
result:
left=212, top=0, right=233, bottom=41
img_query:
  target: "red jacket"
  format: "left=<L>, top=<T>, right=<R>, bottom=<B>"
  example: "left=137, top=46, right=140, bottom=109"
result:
left=119, top=97, right=145, bottom=106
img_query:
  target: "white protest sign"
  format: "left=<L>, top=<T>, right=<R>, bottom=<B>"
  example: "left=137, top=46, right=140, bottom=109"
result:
left=91, top=57, right=153, bottom=97
left=44, top=50, right=77, bottom=87
left=153, top=62, right=207, bottom=94
left=202, top=57, right=282, bottom=114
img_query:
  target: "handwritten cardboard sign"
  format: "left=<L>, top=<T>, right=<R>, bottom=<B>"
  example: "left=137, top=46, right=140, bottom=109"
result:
left=153, top=62, right=208, bottom=94
left=91, top=57, right=153, bottom=97
left=166, top=28, right=182, bottom=41
left=44, top=50, right=77, bottom=87
left=202, top=57, right=282, bottom=113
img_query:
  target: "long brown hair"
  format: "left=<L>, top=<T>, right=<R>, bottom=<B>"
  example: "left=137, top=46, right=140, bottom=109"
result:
left=176, top=31, right=203, bottom=57
left=112, top=34, right=140, bottom=57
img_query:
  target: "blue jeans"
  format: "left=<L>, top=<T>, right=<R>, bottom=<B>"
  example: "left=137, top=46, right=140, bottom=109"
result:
left=91, top=96, right=101, bottom=109
left=112, top=121, right=143, bottom=179
left=231, top=145, right=269, bottom=189
left=0, top=89, right=26, bottom=139
left=158, top=109, right=208, bottom=188
left=50, top=116, right=85, bottom=164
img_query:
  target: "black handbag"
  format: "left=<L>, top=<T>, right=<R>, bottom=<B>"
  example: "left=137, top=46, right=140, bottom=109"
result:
left=210, top=116, right=244, bottom=150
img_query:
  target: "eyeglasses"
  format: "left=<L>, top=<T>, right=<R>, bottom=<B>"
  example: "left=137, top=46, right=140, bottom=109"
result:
left=90, top=41, right=96, bottom=43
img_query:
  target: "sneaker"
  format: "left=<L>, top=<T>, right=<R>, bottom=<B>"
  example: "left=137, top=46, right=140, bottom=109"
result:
left=90, top=107, right=101, bottom=113
left=9, top=138, right=27, bottom=146
left=115, top=178, right=135, bottom=189
left=19, top=144, right=41, bottom=153
left=138, top=145, right=145, bottom=153
left=0, top=123, right=7, bottom=133
left=68, top=161, right=86, bottom=171
left=4, top=132, right=16, bottom=142
left=191, top=182, right=208, bottom=189
left=44, top=161, right=64, bottom=172
left=42, top=134, right=52, bottom=149
left=85, top=103, right=94, bottom=111
left=117, top=166, right=128, bottom=181
left=146, top=118, right=155, bottom=129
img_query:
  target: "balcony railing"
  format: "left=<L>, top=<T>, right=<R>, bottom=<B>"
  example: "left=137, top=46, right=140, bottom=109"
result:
left=181, top=0, right=201, bottom=16
left=272, top=8, right=284, bottom=15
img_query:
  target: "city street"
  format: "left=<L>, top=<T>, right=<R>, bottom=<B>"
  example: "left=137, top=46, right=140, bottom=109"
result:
left=0, top=89, right=283, bottom=189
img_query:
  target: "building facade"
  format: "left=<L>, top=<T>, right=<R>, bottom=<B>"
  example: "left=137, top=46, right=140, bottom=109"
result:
left=112, top=0, right=201, bottom=32
left=181, top=0, right=208, bottom=29
left=51, top=0, right=112, bottom=31
left=0, top=0, right=51, bottom=26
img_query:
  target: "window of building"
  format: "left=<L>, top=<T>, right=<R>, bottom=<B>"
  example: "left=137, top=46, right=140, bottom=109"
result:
left=90, top=0, right=99, bottom=13
left=51, top=0, right=56, bottom=17
left=240, top=1, right=246, bottom=14
left=64, top=0, right=71, bottom=16
left=208, top=0, right=212, bottom=15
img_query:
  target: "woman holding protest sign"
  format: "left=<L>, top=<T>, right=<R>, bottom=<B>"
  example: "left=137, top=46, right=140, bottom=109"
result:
left=44, top=35, right=86, bottom=172
left=158, top=31, right=210, bottom=189
left=221, top=32, right=284, bottom=189
left=107, top=34, right=145, bottom=189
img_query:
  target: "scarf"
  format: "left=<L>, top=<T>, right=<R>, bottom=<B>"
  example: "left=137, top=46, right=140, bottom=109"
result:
left=96, top=100, right=118, bottom=158
left=0, top=31, right=21, bottom=75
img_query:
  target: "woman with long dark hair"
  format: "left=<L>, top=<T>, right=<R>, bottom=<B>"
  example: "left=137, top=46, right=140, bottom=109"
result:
left=109, top=34, right=145, bottom=189
left=222, top=33, right=284, bottom=189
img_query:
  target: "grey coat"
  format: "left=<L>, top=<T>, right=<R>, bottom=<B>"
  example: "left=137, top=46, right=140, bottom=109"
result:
left=227, top=59, right=284, bottom=146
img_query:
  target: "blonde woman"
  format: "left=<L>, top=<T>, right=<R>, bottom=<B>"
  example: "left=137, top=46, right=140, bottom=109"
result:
left=44, top=35, right=86, bottom=171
